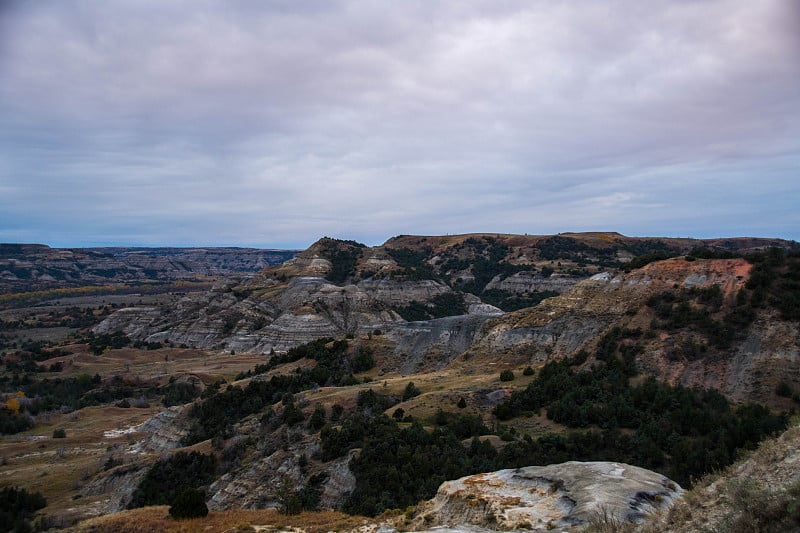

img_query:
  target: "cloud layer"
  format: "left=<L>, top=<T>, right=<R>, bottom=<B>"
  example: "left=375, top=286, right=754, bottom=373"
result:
left=1, top=0, right=798, bottom=247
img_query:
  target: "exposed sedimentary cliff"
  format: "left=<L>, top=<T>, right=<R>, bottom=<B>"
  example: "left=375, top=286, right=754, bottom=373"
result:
left=462, top=257, right=799, bottom=406
left=483, top=272, right=582, bottom=295
left=92, top=236, right=800, bottom=407
left=94, top=275, right=491, bottom=356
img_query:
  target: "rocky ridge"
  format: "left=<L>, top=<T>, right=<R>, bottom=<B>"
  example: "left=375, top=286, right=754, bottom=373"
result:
left=467, top=256, right=799, bottom=405
left=93, top=276, right=500, bottom=359
left=92, top=235, right=800, bottom=404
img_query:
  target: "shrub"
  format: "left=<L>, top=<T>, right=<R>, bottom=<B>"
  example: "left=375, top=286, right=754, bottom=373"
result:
left=169, top=487, right=208, bottom=519
left=403, top=382, right=421, bottom=401
left=308, top=404, right=327, bottom=430
left=162, top=381, right=200, bottom=407
left=500, top=370, right=515, bottom=382
left=523, top=366, right=535, bottom=376
left=776, top=381, right=793, bottom=398
left=52, top=428, right=66, bottom=438
left=276, top=479, right=302, bottom=515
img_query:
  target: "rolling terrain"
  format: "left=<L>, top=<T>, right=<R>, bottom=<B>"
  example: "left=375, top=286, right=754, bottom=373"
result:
left=1, top=232, right=798, bottom=531
left=0, top=244, right=299, bottom=298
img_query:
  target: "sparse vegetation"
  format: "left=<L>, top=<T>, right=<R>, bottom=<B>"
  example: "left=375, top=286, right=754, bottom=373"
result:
left=720, top=479, right=800, bottom=532
left=583, top=505, right=637, bottom=532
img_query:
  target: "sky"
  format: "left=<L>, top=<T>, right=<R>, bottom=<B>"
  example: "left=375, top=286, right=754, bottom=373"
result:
left=1, top=0, right=798, bottom=249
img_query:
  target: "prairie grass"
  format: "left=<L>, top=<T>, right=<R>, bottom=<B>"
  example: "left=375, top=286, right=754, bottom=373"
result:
left=66, top=507, right=370, bottom=533
left=581, top=506, right=637, bottom=533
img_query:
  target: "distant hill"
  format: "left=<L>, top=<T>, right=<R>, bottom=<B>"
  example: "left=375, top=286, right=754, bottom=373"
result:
left=0, top=244, right=300, bottom=294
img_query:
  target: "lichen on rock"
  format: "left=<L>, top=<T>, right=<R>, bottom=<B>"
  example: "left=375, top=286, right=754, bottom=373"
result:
left=412, top=461, right=682, bottom=531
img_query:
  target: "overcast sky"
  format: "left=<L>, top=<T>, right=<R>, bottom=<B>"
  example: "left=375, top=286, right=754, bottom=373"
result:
left=1, top=1, right=798, bottom=249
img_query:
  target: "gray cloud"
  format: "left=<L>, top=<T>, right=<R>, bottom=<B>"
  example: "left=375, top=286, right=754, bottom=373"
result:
left=1, top=0, right=798, bottom=248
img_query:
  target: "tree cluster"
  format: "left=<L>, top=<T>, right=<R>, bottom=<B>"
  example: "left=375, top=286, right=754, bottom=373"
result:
left=480, top=288, right=559, bottom=312
left=0, top=486, right=46, bottom=533
left=315, top=238, right=366, bottom=284
left=86, top=331, right=131, bottom=355
left=493, top=350, right=787, bottom=486
left=185, top=339, right=373, bottom=444
left=394, top=292, right=467, bottom=321
left=384, top=247, right=438, bottom=281
left=128, top=451, right=217, bottom=509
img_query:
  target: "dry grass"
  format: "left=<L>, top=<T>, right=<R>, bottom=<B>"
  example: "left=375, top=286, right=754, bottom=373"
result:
left=51, top=347, right=269, bottom=383
left=66, top=507, right=371, bottom=533
left=0, top=404, right=161, bottom=516
left=581, top=506, right=637, bottom=533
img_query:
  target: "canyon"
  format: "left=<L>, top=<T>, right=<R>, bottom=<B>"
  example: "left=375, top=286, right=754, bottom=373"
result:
left=1, top=232, right=798, bottom=531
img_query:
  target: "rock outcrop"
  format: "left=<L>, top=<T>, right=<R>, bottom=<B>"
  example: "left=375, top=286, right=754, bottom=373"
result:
left=207, top=447, right=356, bottom=511
left=132, top=406, right=190, bottom=452
left=484, top=272, right=584, bottom=295
left=93, top=274, right=499, bottom=359
left=78, top=463, right=149, bottom=515
left=413, top=462, right=682, bottom=531
left=389, top=312, right=501, bottom=374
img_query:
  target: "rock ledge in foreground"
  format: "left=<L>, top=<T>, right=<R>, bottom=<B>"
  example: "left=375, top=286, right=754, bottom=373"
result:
left=413, top=461, right=682, bottom=531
